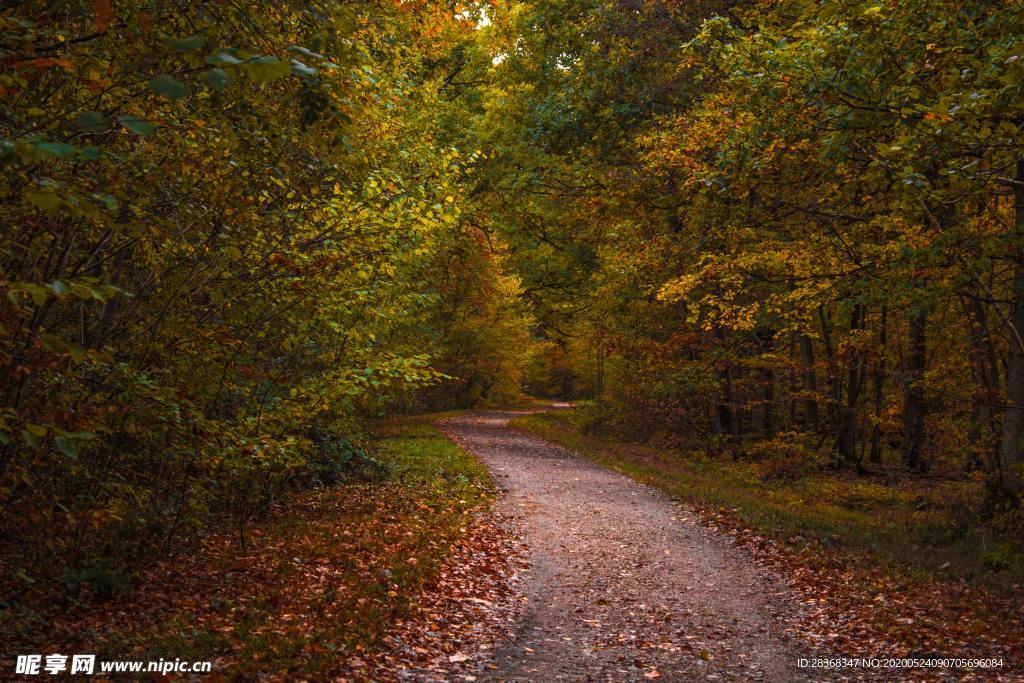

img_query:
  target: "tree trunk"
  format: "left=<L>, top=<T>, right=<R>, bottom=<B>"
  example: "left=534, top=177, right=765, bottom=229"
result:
left=837, top=305, right=864, bottom=465
left=817, top=306, right=839, bottom=447
left=763, top=366, right=775, bottom=437
left=869, top=304, right=887, bottom=464
left=788, top=334, right=798, bottom=427
left=800, top=334, right=819, bottom=430
left=717, top=364, right=736, bottom=445
left=964, top=296, right=1000, bottom=476
left=901, top=311, right=927, bottom=473
left=996, top=159, right=1024, bottom=505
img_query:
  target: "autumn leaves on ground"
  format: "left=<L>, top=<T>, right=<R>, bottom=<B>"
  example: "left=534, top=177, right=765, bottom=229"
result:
left=2, top=0, right=1024, bottom=681
left=29, top=419, right=525, bottom=680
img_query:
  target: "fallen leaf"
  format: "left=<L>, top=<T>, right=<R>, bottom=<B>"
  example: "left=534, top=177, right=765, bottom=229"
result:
left=93, top=0, right=113, bottom=32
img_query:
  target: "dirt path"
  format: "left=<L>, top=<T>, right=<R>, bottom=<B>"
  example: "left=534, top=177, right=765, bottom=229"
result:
left=441, top=410, right=805, bottom=683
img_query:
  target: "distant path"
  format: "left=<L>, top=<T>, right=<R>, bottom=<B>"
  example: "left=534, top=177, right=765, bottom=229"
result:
left=441, top=410, right=804, bottom=683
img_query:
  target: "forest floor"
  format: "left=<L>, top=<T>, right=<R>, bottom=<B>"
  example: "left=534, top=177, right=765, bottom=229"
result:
left=12, top=408, right=1023, bottom=681
left=13, top=417, right=525, bottom=681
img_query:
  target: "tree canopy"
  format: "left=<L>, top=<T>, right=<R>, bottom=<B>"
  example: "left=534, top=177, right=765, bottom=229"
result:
left=3, top=0, right=1024, bottom=627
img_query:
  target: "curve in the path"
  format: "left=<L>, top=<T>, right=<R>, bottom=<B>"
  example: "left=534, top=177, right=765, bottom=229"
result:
left=441, top=410, right=805, bottom=683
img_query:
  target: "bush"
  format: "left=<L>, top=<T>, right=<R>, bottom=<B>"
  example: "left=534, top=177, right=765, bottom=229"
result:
left=591, top=354, right=719, bottom=443
left=750, top=433, right=822, bottom=481
left=917, top=518, right=967, bottom=547
left=63, top=562, right=131, bottom=602
left=568, top=400, right=610, bottom=434
left=980, top=543, right=1019, bottom=573
left=305, top=430, right=388, bottom=487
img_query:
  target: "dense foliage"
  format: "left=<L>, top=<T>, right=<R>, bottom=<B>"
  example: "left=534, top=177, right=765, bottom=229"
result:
left=476, top=0, right=1024, bottom=527
left=0, top=0, right=529, bottom=609
left=4, top=0, right=1024, bottom=633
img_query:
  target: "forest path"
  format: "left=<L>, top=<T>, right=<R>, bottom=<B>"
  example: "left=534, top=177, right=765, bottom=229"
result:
left=440, top=410, right=804, bottom=683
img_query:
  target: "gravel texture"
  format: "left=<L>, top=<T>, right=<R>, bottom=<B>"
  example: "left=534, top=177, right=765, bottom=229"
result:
left=441, top=410, right=806, bottom=683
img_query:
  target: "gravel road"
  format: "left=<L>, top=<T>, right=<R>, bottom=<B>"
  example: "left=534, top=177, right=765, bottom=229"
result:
left=441, top=410, right=805, bottom=683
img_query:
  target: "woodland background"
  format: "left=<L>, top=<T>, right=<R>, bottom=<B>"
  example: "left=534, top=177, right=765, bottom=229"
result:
left=2, top=0, right=1024, bottom=658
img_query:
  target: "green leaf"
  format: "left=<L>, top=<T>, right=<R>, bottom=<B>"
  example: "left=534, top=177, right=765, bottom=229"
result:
left=74, top=111, right=108, bottom=134
left=25, top=423, right=47, bottom=437
left=54, top=436, right=78, bottom=459
left=148, top=75, right=190, bottom=101
left=92, top=193, right=119, bottom=211
left=288, top=45, right=325, bottom=59
left=22, top=430, right=40, bottom=448
left=291, top=59, right=317, bottom=77
left=206, top=51, right=242, bottom=66
left=25, top=190, right=63, bottom=213
left=167, top=34, right=205, bottom=52
left=69, top=283, right=94, bottom=300
left=33, top=141, right=77, bottom=157
left=28, top=285, right=48, bottom=306
left=65, top=340, right=89, bottom=363
left=119, top=115, right=156, bottom=136
left=242, top=56, right=292, bottom=83
left=201, top=68, right=231, bottom=91
left=39, top=334, right=69, bottom=353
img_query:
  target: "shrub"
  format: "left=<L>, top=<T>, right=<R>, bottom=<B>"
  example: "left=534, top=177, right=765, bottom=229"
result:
left=751, top=433, right=822, bottom=481
left=305, top=430, right=388, bottom=487
left=63, top=562, right=131, bottom=602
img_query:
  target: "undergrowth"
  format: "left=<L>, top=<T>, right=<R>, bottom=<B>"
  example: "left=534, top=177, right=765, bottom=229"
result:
left=6, top=416, right=493, bottom=679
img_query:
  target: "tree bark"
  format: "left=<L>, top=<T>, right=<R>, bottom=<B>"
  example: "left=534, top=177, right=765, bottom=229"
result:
left=817, top=306, right=839, bottom=446
left=800, top=334, right=819, bottom=430
left=869, top=305, right=887, bottom=464
left=901, top=311, right=927, bottom=473
left=837, top=305, right=864, bottom=465
left=996, top=159, right=1024, bottom=505
left=717, top=364, right=735, bottom=444
left=788, top=333, right=798, bottom=427
left=763, top=366, right=775, bottom=437
left=964, top=295, right=1000, bottom=477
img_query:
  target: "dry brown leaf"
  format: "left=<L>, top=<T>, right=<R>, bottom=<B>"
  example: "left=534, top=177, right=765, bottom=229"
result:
left=93, top=0, right=113, bottom=32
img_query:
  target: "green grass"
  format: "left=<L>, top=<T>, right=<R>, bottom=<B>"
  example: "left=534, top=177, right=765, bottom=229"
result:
left=509, top=410, right=1023, bottom=590
left=36, top=415, right=495, bottom=678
